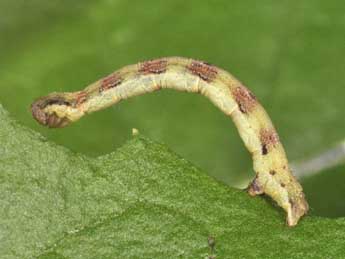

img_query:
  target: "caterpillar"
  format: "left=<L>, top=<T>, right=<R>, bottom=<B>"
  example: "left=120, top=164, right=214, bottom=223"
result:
left=31, top=57, right=308, bottom=226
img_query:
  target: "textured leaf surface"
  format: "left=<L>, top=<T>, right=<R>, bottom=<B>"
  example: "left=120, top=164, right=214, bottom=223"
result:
left=1, top=105, right=345, bottom=259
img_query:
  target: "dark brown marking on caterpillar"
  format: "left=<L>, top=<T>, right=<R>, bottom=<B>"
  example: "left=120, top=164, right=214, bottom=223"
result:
left=74, top=91, right=88, bottom=106
left=100, top=73, right=122, bottom=92
left=232, top=86, right=257, bottom=114
left=187, top=60, right=218, bottom=82
left=260, top=128, right=279, bottom=155
left=46, top=97, right=71, bottom=107
left=247, top=175, right=263, bottom=195
left=281, top=183, right=286, bottom=188
left=138, top=59, right=168, bottom=75
left=270, top=170, right=276, bottom=176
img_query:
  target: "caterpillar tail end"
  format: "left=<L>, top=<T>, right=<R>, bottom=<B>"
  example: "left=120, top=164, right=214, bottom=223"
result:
left=247, top=176, right=309, bottom=227
left=285, top=193, right=309, bottom=227
left=31, top=94, right=82, bottom=128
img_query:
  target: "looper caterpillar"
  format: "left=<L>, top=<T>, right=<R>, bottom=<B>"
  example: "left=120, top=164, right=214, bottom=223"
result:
left=31, top=57, right=308, bottom=226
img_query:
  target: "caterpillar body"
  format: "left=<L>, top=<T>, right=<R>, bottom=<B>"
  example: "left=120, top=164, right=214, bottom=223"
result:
left=31, top=57, right=308, bottom=226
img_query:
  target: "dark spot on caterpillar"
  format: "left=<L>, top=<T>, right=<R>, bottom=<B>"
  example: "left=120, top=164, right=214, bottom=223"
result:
left=100, top=73, right=122, bottom=92
left=232, top=86, right=257, bottom=113
left=139, top=59, right=168, bottom=74
left=260, top=128, right=279, bottom=155
left=281, top=183, right=286, bottom=188
left=187, top=60, right=218, bottom=82
left=270, top=170, right=276, bottom=175
left=262, top=144, right=268, bottom=155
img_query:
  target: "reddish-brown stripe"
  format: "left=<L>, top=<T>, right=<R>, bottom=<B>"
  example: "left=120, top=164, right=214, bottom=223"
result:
left=74, top=91, right=88, bottom=106
left=138, top=59, right=167, bottom=74
left=100, top=73, right=122, bottom=92
left=260, top=128, right=279, bottom=155
left=232, top=86, right=257, bottom=113
left=187, top=60, right=218, bottom=82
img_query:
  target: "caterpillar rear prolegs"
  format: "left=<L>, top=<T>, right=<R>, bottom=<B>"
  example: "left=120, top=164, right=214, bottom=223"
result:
left=31, top=56, right=308, bottom=226
left=248, top=172, right=308, bottom=226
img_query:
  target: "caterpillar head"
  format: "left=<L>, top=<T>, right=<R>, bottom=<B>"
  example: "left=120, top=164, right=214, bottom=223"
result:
left=31, top=93, right=82, bottom=128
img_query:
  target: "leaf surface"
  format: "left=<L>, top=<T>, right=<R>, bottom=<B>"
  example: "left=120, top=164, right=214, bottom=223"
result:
left=1, top=105, right=345, bottom=259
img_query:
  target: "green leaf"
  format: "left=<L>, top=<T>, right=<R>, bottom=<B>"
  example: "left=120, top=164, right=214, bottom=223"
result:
left=1, top=104, right=345, bottom=259
left=302, top=164, right=345, bottom=218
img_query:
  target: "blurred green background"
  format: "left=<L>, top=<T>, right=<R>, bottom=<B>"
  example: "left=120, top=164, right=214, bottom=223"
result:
left=1, top=0, right=345, bottom=217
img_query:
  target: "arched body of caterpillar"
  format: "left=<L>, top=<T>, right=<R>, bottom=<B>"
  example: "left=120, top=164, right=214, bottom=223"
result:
left=31, top=57, right=308, bottom=226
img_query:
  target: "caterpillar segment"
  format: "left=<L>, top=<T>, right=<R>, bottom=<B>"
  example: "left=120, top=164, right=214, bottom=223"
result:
left=31, top=57, right=308, bottom=226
